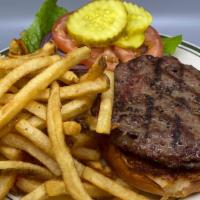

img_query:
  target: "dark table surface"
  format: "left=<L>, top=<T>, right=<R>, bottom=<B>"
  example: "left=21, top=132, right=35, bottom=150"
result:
left=0, top=0, right=200, bottom=50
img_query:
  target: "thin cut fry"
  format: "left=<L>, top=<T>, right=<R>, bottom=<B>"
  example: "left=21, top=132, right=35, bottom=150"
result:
left=1, top=133, right=60, bottom=176
left=27, top=116, right=46, bottom=129
left=59, top=71, right=79, bottom=85
left=16, top=177, right=42, bottom=193
left=15, top=119, right=53, bottom=157
left=45, top=180, right=111, bottom=199
left=0, top=161, right=53, bottom=180
left=0, top=145, right=23, bottom=161
left=74, top=160, right=149, bottom=200
left=63, top=121, right=81, bottom=135
left=0, top=46, right=90, bottom=129
left=73, top=133, right=97, bottom=148
left=0, top=112, right=31, bottom=138
left=37, top=74, right=109, bottom=101
left=80, top=56, right=107, bottom=82
left=96, top=70, right=114, bottom=134
left=86, top=114, right=97, bottom=131
left=25, top=101, right=47, bottom=120
left=0, top=55, right=60, bottom=99
left=72, top=147, right=100, bottom=161
left=47, top=82, right=92, bottom=200
left=61, top=96, right=95, bottom=120
left=0, top=174, right=16, bottom=200
left=21, top=184, right=47, bottom=200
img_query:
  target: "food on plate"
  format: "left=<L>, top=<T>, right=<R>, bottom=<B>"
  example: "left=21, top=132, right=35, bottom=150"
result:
left=47, top=82, right=92, bottom=200
left=100, top=55, right=200, bottom=198
left=0, top=0, right=193, bottom=200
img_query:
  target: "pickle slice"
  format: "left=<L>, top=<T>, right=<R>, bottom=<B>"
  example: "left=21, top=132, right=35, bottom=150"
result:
left=66, top=0, right=127, bottom=46
left=124, top=2, right=152, bottom=34
left=114, top=32, right=145, bottom=49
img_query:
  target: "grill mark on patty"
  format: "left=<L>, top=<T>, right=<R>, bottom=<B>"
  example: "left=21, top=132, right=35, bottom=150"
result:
left=112, top=55, right=200, bottom=169
left=171, top=114, right=181, bottom=148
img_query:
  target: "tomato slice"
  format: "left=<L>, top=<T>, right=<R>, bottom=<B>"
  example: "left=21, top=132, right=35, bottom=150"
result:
left=52, top=14, right=163, bottom=71
left=52, top=14, right=78, bottom=52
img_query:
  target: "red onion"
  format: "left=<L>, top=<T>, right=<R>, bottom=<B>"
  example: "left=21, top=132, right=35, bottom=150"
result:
left=40, top=33, right=52, bottom=47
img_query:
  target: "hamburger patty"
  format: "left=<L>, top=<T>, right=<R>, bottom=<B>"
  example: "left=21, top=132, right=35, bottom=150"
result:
left=111, top=55, right=200, bottom=169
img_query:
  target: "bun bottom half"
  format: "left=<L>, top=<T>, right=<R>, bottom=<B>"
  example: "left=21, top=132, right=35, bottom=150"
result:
left=101, top=142, right=200, bottom=198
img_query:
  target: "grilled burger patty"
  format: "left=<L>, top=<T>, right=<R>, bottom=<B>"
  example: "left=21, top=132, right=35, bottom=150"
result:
left=111, top=55, right=200, bottom=169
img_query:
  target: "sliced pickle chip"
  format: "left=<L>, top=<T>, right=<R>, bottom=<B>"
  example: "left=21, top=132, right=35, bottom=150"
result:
left=124, top=2, right=152, bottom=34
left=114, top=32, right=145, bottom=49
left=66, top=0, right=127, bottom=46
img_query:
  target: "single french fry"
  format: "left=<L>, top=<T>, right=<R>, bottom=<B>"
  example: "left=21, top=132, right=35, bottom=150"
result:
left=0, top=174, right=16, bottom=200
left=15, top=119, right=53, bottom=157
left=45, top=180, right=111, bottom=199
left=96, top=70, right=114, bottom=134
left=0, top=55, right=60, bottom=99
left=21, top=184, right=47, bottom=200
left=0, top=145, right=23, bottom=161
left=73, top=133, right=97, bottom=148
left=37, top=74, right=109, bottom=101
left=72, top=147, right=100, bottom=161
left=59, top=71, right=79, bottom=85
left=0, top=93, right=14, bottom=104
left=16, top=177, right=42, bottom=193
left=61, top=96, right=95, bottom=121
left=0, top=46, right=90, bottom=129
left=0, top=112, right=31, bottom=138
left=27, top=116, right=46, bottom=129
left=25, top=101, right=47, bottom=120
left=86, top=114, right=97, bottom=131
left=74, top=160, right=149, bottom=200
left=80, top=56, right=107, bottom=82
left=63, top=121, right=81, bottom=136
left=1, top=133, right=60, bottom=176
left=0, top=161, right=53, bottom=180
left=47, top=82, right=92, bottom=200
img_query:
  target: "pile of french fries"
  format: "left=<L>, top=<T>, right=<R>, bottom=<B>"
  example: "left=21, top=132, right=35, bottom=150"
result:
left=0, top=42, right=148, bottom=200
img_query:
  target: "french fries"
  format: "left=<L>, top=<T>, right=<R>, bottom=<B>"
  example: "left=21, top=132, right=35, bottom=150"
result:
left=47, top=82, right=92, bottom=200
left=21, top=184, right=47, bottom=200
left=45, top=180, right=111, bottom=199
left=63, top=121, right=81, bottom=136
left=0, top=175, right=16, bottom=200
left=96, top=70, right=114, bottom=134
left=16, top=177, right=42, bottom=193
left=0, top=145, right=23, bottom=161
left=0, top=46, right=90, bottom=129
left=27, top=116, right=46, bottom=129
left=0, top=42, right=150, bottom=200
left=59, top=71, right=80, bottom=85
left=15, top=119, right=53, bottom=157
left=0, top=55, right=60, bottom=99
left=1, top=133, right=61, bottom=176
left=80, top=56, right=107, bottom=82
left=74, top=160, right=149, bottom=200
left=72, top=147, right=101, bottom=161
left=37, top=74, right=109, bottom=101
left=61, top=96, right=95, bottom=120
left=0, top=161, right=53, bottom=179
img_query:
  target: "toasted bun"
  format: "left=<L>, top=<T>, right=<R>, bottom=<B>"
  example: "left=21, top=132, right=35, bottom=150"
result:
left=101, top=142, right=200, bottom=198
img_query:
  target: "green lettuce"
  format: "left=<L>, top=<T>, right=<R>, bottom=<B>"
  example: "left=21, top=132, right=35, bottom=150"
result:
left=162, top=35, right=182, bottom=55
left=21, top=0, right=67, bottom=52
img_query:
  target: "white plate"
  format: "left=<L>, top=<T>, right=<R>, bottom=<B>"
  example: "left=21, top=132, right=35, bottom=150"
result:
left=1, top=40, right=200, bottom=200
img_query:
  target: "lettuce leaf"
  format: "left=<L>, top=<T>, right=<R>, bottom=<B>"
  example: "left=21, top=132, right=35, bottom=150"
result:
left=162, top=35, right=182, bottom=55
left=21, top=0, right=67, bottom=52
